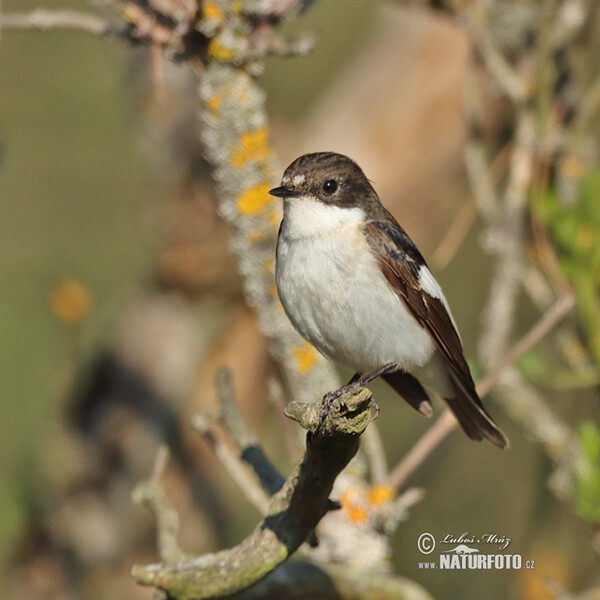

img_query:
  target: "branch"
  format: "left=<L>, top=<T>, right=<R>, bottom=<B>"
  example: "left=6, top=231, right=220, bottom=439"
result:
left=132, top=446, right=190, bottom=564
left=0, top=9, right=117, bottom=37
left=389, top=294, right=576, bottom=489
left=132, top=386, right=374, bottom=599
left=454, top=1, right=528, bottom=104
left=230, top=560, right=434, bottom=600
left=191, top=369, right=285, bottom=514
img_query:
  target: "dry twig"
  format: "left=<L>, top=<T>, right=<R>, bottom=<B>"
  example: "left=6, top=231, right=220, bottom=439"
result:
left=389, top=293, right=576, bottom=489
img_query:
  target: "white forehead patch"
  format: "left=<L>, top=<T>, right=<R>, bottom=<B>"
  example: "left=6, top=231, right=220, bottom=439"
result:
left=292, top=174, right=306, bottom=186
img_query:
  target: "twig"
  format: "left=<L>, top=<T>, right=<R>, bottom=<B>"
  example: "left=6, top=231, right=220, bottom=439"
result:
left=132, top=446, right=190, bottom=563
left=191, top=412, right=271, bottom=515
left=132, top=387, right=375, bottom=600
left=268, top=376, right=303, bottom=463
left=479, top=112, right=536, bottom=367
left=388, top=294, right=576, bottom=489
left=362, top=426, right=388, bottom=485
left=462, top=6, right=528, bottom=104
left=476, top=293, right=576, bottom=397
left=0, top=9, right=116, bottom=36
left=215, top=368, right=286, bottom=495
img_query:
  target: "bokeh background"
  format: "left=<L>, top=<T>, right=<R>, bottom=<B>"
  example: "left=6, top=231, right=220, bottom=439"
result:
left=1, top=1, right=599, bottom=598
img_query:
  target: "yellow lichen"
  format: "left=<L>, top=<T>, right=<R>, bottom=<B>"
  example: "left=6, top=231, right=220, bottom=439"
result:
left=576, top=224, right=595, bottom=251
left=292, top=342, right=319, bottom=374
left=50, top=278, right=92, bottom=324
left=264, top=258, right=275, bottom=274
left=367, top=485, right=395, bottom=506
left=560, top=154, right=586, bottom=179
left=206, top=94, right=222, bottom=114
left=207, top=39, right=235, bottom=62
left=269, top=283, right=279, bottom=299
left=236, top=182, right=273, bottom=215
left=232, top=128, right=271, bottom=168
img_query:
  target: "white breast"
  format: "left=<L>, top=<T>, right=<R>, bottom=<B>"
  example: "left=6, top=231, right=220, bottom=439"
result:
left=276, top=197, right=436, bottom=374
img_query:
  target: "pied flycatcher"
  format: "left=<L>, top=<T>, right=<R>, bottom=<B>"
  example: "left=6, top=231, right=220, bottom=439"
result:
left=270, top=152, right=507, bottom=448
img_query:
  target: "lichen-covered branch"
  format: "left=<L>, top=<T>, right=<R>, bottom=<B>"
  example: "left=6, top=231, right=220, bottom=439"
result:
left=131, top=386, right=374, bottom=599
left=197, top=57, right=339, bottom=404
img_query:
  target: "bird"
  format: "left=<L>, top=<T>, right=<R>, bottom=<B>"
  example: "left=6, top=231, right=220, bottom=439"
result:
left=270, top=152, right=508, bottom=448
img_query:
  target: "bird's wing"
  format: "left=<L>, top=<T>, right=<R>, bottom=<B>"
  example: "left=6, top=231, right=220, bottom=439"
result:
left=364, top=219, right=508, bottom=448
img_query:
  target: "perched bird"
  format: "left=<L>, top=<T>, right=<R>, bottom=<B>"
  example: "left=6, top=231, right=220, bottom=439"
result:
left=270, top=152, right=507, bottom=448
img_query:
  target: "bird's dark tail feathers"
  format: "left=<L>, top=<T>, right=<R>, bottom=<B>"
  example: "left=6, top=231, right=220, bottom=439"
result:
left=444, top=376, right=508, bottom=449
left=382, top=371, right=433, bottom=417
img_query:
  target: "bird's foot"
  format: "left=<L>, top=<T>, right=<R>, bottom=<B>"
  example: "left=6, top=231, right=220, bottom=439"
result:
left=320, top=362, right=397, bottom=420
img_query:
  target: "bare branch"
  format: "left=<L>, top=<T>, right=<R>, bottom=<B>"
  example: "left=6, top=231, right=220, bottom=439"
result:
left=455, top=2, right=528, bottom=104
left=132, top=446, right=190, bottom=564
left=190, top=368, right=286, bottom=512
left=0, top=9, right=116, bottom=37
left=362, top=425, right=389, bottom=485
left=476, top=294, right=576, bottom=398
left=479, top=112, right=536, bottom=367
left=192, top=412, right=272, bottom=515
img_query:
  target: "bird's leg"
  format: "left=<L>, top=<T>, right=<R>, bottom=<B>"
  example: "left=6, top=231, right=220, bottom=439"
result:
left=321, top=362, right=397, bottom=419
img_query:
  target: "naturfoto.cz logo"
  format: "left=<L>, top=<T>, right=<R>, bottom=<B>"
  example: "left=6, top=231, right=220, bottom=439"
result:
left=416, top=532, right=535, bottom=571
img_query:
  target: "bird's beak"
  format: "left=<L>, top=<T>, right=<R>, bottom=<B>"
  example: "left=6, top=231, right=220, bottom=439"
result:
left=268, top=185, right=296, bottom=198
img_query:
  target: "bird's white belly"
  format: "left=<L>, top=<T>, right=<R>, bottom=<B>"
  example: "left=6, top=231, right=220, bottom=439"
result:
left=276, top=223, right=436, bottom=374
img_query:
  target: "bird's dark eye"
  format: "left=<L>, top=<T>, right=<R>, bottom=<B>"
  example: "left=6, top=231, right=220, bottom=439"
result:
left=323, top=179, right=338, bottom=194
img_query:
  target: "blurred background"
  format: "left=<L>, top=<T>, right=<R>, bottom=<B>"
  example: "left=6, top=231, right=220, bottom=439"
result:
left=1, top=0, right=599, bottom=598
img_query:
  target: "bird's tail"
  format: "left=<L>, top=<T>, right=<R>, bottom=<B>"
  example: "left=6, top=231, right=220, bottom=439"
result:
left=444, top=376, right=508, bottom=449
left=382, top=371, right=433, bottom=417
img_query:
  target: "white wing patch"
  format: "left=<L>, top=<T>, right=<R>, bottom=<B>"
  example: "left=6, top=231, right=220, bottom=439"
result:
left=417, top=265, right=460, bottom=336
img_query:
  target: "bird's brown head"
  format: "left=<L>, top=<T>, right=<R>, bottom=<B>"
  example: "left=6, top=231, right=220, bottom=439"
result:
left=269, top=152, right=379, bottom=210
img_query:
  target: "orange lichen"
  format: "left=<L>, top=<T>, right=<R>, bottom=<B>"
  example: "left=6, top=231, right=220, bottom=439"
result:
left=345, top=506, right=368, bottom=523
left=232, top=128, right=271, bottom=168
left=50, top=278, right=92, bottom=324
left=340, top=486, right=368, bottom=523
left=236, top=182, right=273, bottom=215
left=292, top=342, right=318, bottom=374
left=519, top=551, right=570, bottom=600
left=367, top=485, right=395, bottom=506
left=203, top=1, right=225, bottom=23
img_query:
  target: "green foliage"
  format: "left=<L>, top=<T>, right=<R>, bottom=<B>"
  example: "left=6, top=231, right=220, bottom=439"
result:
left=574, top=421, right=600, bottom=524
left=542, top=169, right=600, bottom=363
